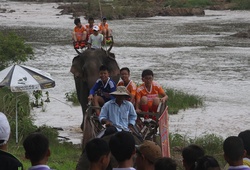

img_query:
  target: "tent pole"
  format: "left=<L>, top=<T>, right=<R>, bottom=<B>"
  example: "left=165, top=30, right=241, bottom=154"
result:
left=15, top=93, right=18, bottom=144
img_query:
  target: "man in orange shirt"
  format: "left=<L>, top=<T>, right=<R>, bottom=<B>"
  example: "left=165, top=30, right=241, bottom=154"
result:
left=136, top=69, right=168, bottom=119
left=117, top=67, right=137, bottom=105
left=98, top=17, right=112, bottom=44
left=72, top=18, right=87, bottom=49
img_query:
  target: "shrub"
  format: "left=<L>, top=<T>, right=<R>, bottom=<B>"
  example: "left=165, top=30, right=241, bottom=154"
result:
left=231, top=0, right=250, bottom=10
left=65, top=91, right=80, bottom=106
left=166, top=88, right=203, bottom=114
left=0, top=32, right=34, bottom=70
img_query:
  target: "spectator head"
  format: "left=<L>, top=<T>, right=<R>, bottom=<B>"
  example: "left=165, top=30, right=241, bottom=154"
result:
left=136, top=140, right=162, bottom=164
left=182, top=144, right=205, bottom=170
left=155, top=157, right=177, bottom=170
left=109, top=131, right=135, bottom=162
left=223, top=136, right=245, bottom=164
left=85, top=138, right=110, bottom=168
left=238, top=130, right=250, bottom=156
left=0, top=112, right=10, bottom=147
left=194, top=155, right=220, bottom=170
left=74, top=18, right=81, bottom=25
left=23, top=133, right=50, bottom=164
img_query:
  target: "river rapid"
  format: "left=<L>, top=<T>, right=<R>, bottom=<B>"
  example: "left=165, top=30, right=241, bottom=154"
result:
left=0, top=1, right=250, bottom=143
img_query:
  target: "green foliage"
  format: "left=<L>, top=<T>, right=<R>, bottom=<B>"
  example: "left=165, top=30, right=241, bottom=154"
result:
left=65, top=91, right=80, bottom=106
left=166, top=88, right=203, bottom=114
left=0, top=87, right=36, bottom=142
left=164, top=0, right=214, bottom=8
left=231, top=0, right=250, bottom=10
left=0, top=31, right=34, bottom=70
left=170, top=133, right=225, bottom=169
left=8, top=126, right=81, bottom=170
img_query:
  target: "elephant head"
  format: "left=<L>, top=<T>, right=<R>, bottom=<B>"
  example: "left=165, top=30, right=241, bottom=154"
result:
left=70, top=49, right=120, bottom=130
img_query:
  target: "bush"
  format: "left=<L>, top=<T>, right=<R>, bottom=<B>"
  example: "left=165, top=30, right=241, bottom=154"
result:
left=166, top=88, right=203, bottom=114
left=0, top=87, right=36, bottom=143
left=231, top=0, right=250, bottom=10
left=170, top=133, right=225, bottom=169
left=0, top=31, right=34, bottom=70
left=164, top=0, right=215, bottom=8
left=65, top=91, right=80, bottom=106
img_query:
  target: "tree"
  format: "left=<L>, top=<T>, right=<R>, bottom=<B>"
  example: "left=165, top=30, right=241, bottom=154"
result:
left=0, top=31, right=34, bottom=70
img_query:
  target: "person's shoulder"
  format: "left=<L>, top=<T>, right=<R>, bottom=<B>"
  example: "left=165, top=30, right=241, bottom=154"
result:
left=152, top=81, right=162, bottom=87
left=108, top=78, right=116, bottom=84
left=129, top=80, right=137, bottom=89
left=136, top=83, right=145, bottom=91
left=117, top=80, right=124, bottom=86
left=0, top=150, right=23, bottom=169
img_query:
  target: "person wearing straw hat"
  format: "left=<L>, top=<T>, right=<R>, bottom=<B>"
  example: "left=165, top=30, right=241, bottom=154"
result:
left=99, top=86, right=137, bottom=136
left=0, top=112, right=23, bottom=170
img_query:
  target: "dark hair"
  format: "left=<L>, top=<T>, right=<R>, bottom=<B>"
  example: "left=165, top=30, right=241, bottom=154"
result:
left=109, top=131, right=135, bottom=162
left=223, top=136, right=244, bottom=161
left=141, top=69, right=153, bottom=78
left=88, top=17, right=94, bottom=22
left=194, top=155, right=220, bottom=170
left=182, top=144, right=205, bottom=170
left=99, top=65, right=109, bottom=72
left=120, top=67, right=130, bottom=74
left=238, top=130, right=250, bottom=156
left=102, top=17, right=107, bottom=21
left=74, top=18, right=81, bottom=25
left=23, top=133, right=49, bottom=163
left=155, top=157, right=177, bottom=170
left=85, top=138, right=110, bottom=162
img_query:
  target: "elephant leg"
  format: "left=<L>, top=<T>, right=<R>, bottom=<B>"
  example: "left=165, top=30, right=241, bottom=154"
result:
left=74, top=77, right=89, bottom=130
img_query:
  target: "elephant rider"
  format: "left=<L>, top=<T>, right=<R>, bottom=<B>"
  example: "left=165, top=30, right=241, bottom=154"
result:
left=85, top=17, right=95, bottom=40
left=99, top=86, right=137, bottom=137
left=136, top=69, right=168, bottom=120
left=87, top=25, right=105, bottom=49
left=117, top=67, right=137, bottom=105
left=72, top=18, right=87, bottom=49
left=98, top=17, right=112, bottom=44
left=88, top=65, right=116, bottom=116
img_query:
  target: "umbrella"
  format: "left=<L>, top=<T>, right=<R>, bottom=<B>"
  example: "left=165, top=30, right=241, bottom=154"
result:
left=0, top=64, right=55, bottom=143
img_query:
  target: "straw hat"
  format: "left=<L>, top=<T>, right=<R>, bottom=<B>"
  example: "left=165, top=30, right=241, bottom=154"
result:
left=110, top=86, right=129, bottom=96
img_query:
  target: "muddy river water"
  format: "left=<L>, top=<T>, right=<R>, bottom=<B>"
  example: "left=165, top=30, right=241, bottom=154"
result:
left=0, top=1, right=250, bottom=143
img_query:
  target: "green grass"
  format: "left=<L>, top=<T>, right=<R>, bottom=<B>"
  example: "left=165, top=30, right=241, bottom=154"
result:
left=8, top=126, right=81, bottom=170
left=231, top=0, right=250, bottom=10
left=164, top=0, right=215, bottom=8
left=170, top=133, right=226, bottom=169
left=166, top=88, right=203, bottom=114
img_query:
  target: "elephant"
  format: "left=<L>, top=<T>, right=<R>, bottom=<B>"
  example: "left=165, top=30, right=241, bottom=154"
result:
left=70, top=48, right=120, bottom=130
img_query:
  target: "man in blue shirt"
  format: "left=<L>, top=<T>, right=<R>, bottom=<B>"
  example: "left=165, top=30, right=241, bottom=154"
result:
left=99, top=86, right=137, bottom=135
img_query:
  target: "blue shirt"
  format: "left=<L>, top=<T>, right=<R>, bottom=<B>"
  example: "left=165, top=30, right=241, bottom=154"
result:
left=99, top=99, right=137, bottom=131
left=89, top=77, right=116, bottom=101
